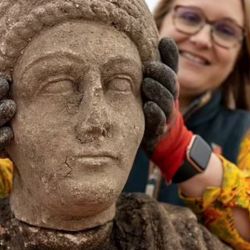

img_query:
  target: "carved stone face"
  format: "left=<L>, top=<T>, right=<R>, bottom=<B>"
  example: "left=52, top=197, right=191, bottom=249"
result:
left=8, top=21, right=144, bottom=231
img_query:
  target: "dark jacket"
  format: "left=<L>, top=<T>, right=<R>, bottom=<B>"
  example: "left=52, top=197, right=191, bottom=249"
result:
left=124, top=91, right=250, bottom=205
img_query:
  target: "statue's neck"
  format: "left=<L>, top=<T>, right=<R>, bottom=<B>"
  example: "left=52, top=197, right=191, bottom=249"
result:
left=0, top=197, right=114, bottom=249
left=10, top=218, right=114, bottom=249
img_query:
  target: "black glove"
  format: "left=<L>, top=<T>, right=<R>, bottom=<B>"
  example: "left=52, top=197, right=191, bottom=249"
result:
left=0, top=76, right=16, bottom=151
left=142, top=37, right=179, bottom=156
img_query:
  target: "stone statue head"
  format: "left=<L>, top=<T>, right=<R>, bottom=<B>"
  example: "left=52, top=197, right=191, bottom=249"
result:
left=1, top=0, right=159, bottom=231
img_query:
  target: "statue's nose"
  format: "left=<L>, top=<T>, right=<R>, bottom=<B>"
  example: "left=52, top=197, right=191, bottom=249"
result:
left=75, top=104, right=112, bottom=143
left=74, top=73, right=112, bottom=144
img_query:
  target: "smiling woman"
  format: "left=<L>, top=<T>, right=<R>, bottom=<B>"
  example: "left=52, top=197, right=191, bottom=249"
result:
left=155, top=0, right=250, bottom=109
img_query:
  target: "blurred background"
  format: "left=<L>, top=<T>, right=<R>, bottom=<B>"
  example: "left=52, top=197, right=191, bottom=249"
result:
left=145, top=0, right=159, bottom=12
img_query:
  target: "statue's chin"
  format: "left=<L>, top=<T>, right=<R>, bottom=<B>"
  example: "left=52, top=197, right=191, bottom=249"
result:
left=48, top=178, right=120, bottom=215
left=11, top=188, right=117, bottom=231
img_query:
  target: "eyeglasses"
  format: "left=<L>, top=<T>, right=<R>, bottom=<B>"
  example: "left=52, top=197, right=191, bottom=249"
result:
left=172, top=5, right=245, bottom=49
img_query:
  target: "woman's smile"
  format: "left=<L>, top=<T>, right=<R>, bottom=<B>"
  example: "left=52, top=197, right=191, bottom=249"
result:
left=179, top=50, right=211, bottom=66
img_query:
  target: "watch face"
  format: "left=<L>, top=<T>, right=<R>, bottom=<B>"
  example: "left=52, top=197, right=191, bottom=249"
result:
left=173, top=135, right=212, bottom=183
left=188, top=135, right=212, bottom=171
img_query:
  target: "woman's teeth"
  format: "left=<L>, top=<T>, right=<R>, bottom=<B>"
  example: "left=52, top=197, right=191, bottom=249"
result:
left=181, top=52, right=209, bottom=65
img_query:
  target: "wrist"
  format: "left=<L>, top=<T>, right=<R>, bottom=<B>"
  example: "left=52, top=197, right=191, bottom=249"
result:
left=151, top=111, right=193, bottom=182
left=179, top=152, right=223, bottom=197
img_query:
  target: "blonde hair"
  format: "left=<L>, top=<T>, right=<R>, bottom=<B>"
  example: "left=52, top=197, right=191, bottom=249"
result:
left=154, top=0, right=250, bottom=110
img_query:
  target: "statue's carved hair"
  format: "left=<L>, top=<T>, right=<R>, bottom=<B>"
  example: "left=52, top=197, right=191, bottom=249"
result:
left=0, top=0, right=159, bottom=76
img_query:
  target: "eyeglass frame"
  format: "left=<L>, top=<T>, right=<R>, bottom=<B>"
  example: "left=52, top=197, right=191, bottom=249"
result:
left=171, top=5, right=246, bottom=49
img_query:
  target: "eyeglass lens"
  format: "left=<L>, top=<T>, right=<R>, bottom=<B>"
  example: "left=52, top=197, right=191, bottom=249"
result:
left=173, top=6, right=244, bottom=48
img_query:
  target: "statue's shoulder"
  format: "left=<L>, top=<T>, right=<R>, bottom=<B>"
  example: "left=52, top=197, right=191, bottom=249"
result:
left=115, top=193, right=232, bottom=250
left=0, top=195, right=232, bottom=250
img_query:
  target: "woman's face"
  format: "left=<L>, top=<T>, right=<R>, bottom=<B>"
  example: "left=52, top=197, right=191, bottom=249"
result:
left=159, top=0, right=244, bottom=101
left=9, top=21, right=144, bottom=217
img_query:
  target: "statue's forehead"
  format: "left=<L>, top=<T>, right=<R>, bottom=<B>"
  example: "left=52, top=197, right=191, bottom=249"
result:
left=14, top=21, right=142, bottom=77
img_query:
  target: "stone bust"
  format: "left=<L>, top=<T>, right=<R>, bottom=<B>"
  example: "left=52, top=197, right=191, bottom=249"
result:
left=0, top=0, right=159, bottom=231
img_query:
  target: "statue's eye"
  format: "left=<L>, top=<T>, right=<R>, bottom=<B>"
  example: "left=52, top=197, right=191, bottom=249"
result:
left=40, top=79, right=75, bottom=95
left=107, top=75, right=133, bottom=93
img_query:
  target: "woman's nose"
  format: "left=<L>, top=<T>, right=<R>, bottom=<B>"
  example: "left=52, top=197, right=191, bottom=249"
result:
left=189, top=24, right=213, bottom=49
left=74, top=75, right=112, bottom=144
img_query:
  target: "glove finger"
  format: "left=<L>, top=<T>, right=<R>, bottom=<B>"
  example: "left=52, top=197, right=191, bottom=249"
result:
left=144, top=101, right=167, bottom=138
left=0, top=77, right=9, bottom=99
left=144, top=62, right=177, bottom=99
left=142, top=101, right=167, bottom=155
left=142, top=78, right=174, bottom=120
left=0, top=99, right=16, bottom=126
left=159, top=37, right=179, bottom=73
left=0, top=127, right=13, bottom=149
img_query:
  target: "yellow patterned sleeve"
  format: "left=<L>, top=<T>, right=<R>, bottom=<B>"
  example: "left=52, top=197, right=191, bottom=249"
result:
left=237, top=130, right=250, bottom=171
left=180, top=155, right=250, bottom=250
left=0, top=158, right=13, bottom=198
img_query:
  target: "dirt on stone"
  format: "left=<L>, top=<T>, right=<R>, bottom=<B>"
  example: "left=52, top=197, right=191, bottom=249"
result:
left=0, top=194, right=232, bottom=250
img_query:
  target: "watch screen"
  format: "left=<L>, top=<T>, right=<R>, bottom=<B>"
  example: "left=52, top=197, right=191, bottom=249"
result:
left=189, top=136, right=212, bottom=170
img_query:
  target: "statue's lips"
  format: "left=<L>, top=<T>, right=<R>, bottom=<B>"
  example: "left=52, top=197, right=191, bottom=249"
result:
left=75, top=156, right=117, bottom=166
left=65, top=152, right=120, bottom=169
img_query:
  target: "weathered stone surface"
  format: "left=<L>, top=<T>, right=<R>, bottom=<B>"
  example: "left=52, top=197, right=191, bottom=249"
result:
left=162, top=203, right=231, bottom=250
left=1, top=0, right=158, bottom=232
left=0, top=193, right=232, bottom=250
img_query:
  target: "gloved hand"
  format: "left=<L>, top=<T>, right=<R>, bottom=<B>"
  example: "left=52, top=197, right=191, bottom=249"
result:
left=0, top=76, right=16, bottom=152
left=142, top=38, right=179, bottom=155
left=142, top=38, right=193, bottom=182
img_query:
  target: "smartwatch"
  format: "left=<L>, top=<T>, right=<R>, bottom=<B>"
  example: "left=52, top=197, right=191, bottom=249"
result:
left=172, top=135, right=212, bottom=183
